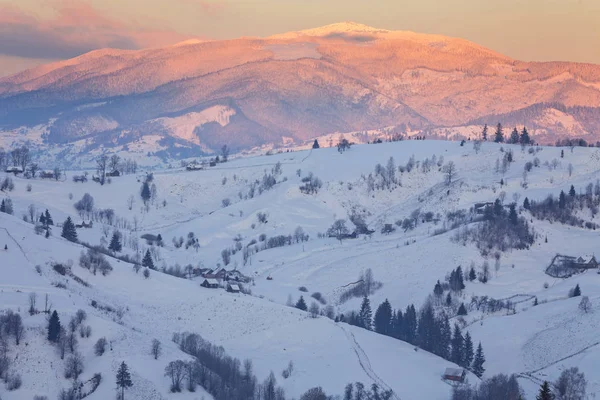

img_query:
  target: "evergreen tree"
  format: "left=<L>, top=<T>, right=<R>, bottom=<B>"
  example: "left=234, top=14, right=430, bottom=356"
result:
left=391, top=309, right=404, bottom=340
left=141, top=182, right=151, bottom=204
left=456, top=266, right=465, bottom=290
left=48, top=310, right=61, bottom=342
left=509, top=203, right=518, bottom=225
left=463, top=332, right=474, bottom=369
left=61, top=217, right=78, bottom=242
left=403, top=305, right=417, bottom=344
left=446, top=292, right=452, bottom=307
left=559, top=191, right=566, bottom=209
left=437, top=315, right=451, bottom=360
left=569, top=185, right=576, bottom=197
left=109, top=232, right=122, bottom=252
left=472, top=342, right=486, bottom=377
left=520, top=127, right=531, bottom=145
left=295, top=296, right=307, bottom=311
left=494, top=123, right=504, bottom=143
left=374, top=299, right=392, bottom=336
left=433, top=280, right=443, bottom=297
left=493, top=198, right=503, bottom=216
left=523, top=197, right=530, bottom=210
left=561, top=149, right=564, bottom=158
left=39, top=213, right=46, bottom=225
left=510, top=128, right=520, bottom=144
left=359, top=296, right=373, bottom=330
left=116, top=361, right=133, bottom=400
left=457, top=303, right=468, bottom=316
left=416, top=303, right=436, bottom=352
left=482, top=124, right=488, bottom=141
left=0, top=199, right=4, bottom=213
left=536, top=381, right=554, bottom=400
left=450, top=324, right=464, bottom=366
left=312, top=139, right=320, bottom=149
left=469, top=267, right=476, bottom=281
left=573, top=284, right=581, bottom=297
left=142, top=249, right=154, bottom=269
left=45, top=209, right=53, bottom=225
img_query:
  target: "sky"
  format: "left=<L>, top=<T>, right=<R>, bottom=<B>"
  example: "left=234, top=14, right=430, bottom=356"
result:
left=0, top=0, right=599, bottom=77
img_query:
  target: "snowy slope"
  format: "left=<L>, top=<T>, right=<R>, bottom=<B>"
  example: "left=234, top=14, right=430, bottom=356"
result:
left=1, top=139, right=600, bottom=399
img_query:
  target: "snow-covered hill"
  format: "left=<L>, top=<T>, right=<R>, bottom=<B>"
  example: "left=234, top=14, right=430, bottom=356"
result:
left=1, top=139, right=600, bottom=399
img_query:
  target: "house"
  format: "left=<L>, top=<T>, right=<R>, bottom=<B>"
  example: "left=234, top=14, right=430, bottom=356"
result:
left=201, top=278, right=219, bottom=289
left=75, top=221, right=93, bottom=229
left=443, top=368, right=465, bottom=383
left=40, top=170, right=56, bottom=179
left=204, top=268, right=227, bottom=281
left=474, top=202, right=494, bottom=215
left=577, top=256, right=598, bottom=269
left=186, top=163, right=203, bottom=171
left=5, top=166, right=23, bottom=175
left=106, top=170, right=120, bottom=177
left=227, top=284, right=241, bottom=293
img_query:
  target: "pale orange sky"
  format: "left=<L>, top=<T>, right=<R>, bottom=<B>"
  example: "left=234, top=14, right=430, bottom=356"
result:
left=1, top=0, right=599, bottom=76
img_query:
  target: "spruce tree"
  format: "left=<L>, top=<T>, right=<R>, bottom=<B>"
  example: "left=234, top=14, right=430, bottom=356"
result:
left=469, top=267, right=476, bottom=281
left=45, top=209, right=53, bottom=225
left=472, top=342, right=486, bottom=377
left=437, top=315, right=451, bottom=360
left=109, top=232, right=122, bottom=252
left=523, top=197, right=530, bottom=210
left=359, top=296, right=373, bottom=330
left=374, top=299, right=392, bottom=336
left=116, top=361, right=133, bottom=400
left=416, top=304, right=436, bottom=352
left=61, top=217, right=78, bottom=242
left=482, top=124, right=488, bottom=141
left=573, top=284, right=581, bottom=297
left=391, top=309, right=404, bottom=340
left=569, top=185, right=576, bottom=197
left=312, top=139, right=320, bottom=149
left=520, top=127, right=530, bottom=145
left=446, top=292, right=452, bottom=307
left=295, top=296, right=307, bottom=311
left=450, top=324, right=464, bottom=366
left=510, top=127, right=520, bottom=144
left=142, top=249, right=154, bottom=269
left=48, top=310, right=61, bottom=342
left=403, top=305, right=417, bottom=344
left=559, top=191, right=566, bottom=209
left=494, top=123, right=504, bottom=143
left=0, top=199, right=5, bottom=213
left=433, top=280, right=443, bottom=297
left=509, top=203, right=518, bottom=225
left=39, top=213, right=46, bottom=226
left=141, top=182, right=151, bottom=204
left=536, top=381, right=554, bottom=400
left=457, top=303, right=467, bottom=316
left=463, top=332, right=474, bottom=369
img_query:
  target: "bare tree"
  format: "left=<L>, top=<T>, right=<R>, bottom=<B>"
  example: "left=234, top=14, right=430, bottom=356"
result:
left=579, top=296, right=592, bottom=313
left=443, top=161, right=457, bottom=185
left=151, top=339, right=161, bottom=360
left=28, top=292, right=37, bottom=315
left=96, top=154, right=108, bottom=185
left=164, top=360, right=186, bottom=392
left=109, top=154, right=121, bottom=173
left=555, top=367, right=587, bottom=400
left=568, top=163, right=574, bottom=177
left=64, top=352, right=84, bottom=380
left=28, top=162, right=40, bottom=178
left=28, top=203, right=36, bottom=223
left=473, top=140, right=482, bottom=154
left=221, top=145, right=230, bottom=162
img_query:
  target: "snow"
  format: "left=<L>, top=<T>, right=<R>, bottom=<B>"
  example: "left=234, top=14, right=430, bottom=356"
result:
left=1, top=139, right=600, bottom=399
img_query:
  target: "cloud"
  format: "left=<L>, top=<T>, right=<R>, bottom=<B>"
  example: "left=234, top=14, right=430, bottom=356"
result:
left=0, top=1, right=190, bottom=60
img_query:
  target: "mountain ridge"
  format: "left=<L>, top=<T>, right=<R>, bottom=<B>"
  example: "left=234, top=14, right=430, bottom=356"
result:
left=1, top=22, right=600, bottom=160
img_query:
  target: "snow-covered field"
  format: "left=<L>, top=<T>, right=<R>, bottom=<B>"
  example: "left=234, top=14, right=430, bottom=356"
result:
left=1, top=139, right=600, bottom=399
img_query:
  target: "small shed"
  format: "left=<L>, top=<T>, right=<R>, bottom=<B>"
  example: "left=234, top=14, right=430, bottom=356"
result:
left=443, top=368, right=465, bottom=382
left=227, top=284, right=240, bottom=293
left=201, top=278, right=219, bottom=289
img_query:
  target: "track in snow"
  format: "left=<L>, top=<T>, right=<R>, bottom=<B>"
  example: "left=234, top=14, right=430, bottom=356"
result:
left=339, top=324, right=401, bottom=400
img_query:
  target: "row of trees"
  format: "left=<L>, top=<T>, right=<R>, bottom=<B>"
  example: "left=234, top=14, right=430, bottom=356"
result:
left=481, top=124, right=531, bottom=145
left=342, top=297, right=486, bottom=377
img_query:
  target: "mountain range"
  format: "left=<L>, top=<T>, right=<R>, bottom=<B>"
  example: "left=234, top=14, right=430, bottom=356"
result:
left=1, top=21, right=600, bottom=159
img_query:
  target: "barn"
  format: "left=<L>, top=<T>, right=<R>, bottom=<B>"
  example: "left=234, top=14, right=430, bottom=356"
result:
left=227, top=284, right=241, bottom=293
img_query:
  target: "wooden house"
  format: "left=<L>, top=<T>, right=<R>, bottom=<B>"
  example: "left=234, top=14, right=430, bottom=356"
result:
left=227, top=284, right=241, bottom=293
left=443, top=368, right=465, bottom=383
left=201, top=278, right=219, bottom=289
